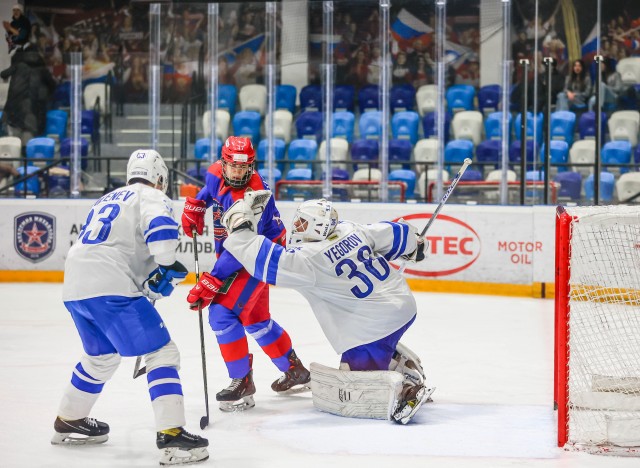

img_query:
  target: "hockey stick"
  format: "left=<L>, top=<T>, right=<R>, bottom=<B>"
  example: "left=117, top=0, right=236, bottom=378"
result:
left=193, top=229, right=210, bottom=430
left=399, top=158, right=472, bottom=274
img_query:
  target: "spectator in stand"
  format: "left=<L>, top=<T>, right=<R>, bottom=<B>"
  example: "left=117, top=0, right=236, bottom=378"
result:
left=588, top=57, right=626, bottom=111
left=556, top=59, right=592, bottom=111
left=392, top=51, right=412, bottom=86
left=0, top=44, right=56, bottom=146
left=3, top=4, right=31, bottom=54
left=346, top=46, right=369, bottom=88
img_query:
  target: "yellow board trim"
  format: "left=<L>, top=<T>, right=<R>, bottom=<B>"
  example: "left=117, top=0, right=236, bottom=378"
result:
left=0, top=271, right=554, bottom=299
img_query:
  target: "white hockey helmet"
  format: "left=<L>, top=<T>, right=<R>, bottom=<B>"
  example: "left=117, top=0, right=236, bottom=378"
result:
left=289, top=198, right=339, bottom=244
left=126, top=149, right=169, bottom=193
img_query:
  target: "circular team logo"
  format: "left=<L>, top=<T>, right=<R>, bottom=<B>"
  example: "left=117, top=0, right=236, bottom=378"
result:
left=14, top=212, right=56, bottom=263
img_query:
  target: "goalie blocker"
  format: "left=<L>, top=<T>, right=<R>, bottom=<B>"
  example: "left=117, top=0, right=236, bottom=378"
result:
left=310, top=344, right=434, bottom=424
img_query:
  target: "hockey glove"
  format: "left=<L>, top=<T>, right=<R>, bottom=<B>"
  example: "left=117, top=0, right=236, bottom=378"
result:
left=221, top=199, right=256, bottom=233
left=187, top=272, right=225, bottom=310
left=182, top=197, right=207, bottom=238
left=401, top=236, right=428, bottom=263
left=244, top=189, right=272, bottom=216
left=143, top=261, right=189, bottom=300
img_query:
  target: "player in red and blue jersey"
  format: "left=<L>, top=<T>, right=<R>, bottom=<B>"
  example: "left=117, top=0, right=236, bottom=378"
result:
left=182, top=136, right=310, bottom=411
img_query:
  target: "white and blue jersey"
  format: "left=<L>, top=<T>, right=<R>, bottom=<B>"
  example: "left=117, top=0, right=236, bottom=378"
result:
left=63, top=183, right=179, bottom=301
left=224, top=220, right=418, bottom=354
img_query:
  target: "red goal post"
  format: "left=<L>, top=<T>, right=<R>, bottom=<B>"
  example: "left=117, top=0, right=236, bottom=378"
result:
left=555, top=205, right=640, bottom=455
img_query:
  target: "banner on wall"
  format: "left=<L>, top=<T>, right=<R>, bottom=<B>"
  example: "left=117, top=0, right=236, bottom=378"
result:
left=0, top=200, right=556, bottom=286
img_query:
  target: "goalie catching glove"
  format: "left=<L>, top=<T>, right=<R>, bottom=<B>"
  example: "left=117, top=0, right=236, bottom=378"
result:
left=401, top=235, right=427, bottom=263
left=187, top=272, right=226, bottom=310
left=143, top=261, right=189, bottom=300
left=221, top=189, right=272, bottom=234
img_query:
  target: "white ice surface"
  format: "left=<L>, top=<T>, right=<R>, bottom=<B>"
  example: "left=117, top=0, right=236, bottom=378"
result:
left=1, top=283, right=639, bottom=468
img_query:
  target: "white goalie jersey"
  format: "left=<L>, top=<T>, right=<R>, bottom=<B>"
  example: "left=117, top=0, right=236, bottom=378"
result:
left=62, top=183, right=180, bottom=301
left=224, top=220, right=418, bottom=354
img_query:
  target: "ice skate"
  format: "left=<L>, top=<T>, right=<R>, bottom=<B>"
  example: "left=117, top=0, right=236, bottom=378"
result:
left=157, top=427, right=209, bottom=465
left=216, top=354, right=256, bottom=412
left=271, top=349, right=311, bottom=394
left=51, top=416, right=109, bottom=445
left=392, top=384, right=435, bottom=425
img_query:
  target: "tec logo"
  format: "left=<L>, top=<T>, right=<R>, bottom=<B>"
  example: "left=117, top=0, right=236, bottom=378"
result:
left=15, top=212, right=56, bottom=263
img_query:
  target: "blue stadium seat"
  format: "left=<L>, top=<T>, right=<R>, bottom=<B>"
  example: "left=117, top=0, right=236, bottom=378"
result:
left=388, top=139, right=413, bottom=170
left=60, top=138, right=89, bottom=170
left=359, top=111, right=383, bottom=140
left=351, top=139, right=379, bottom=171
left=15, top=166, right=41, bottom=196
left=26, top=137, right=55, bottom=165
left=285, top=167, right=313, bottom=181
left=550, top=111, right=577, bottom=147
left=52, top=82, right=71, bottom=108
left=422, top=112, right=451, bottom=142
left=446, top=84, right=476, bottom=112
left=390, top=84, right=416, bottom=113
left=484, top=112, right=511, bottom=141
left=328, top=167, right=351, bottom=201
left=45, top=110, right=68, bottom=141
left=389, top=169, right=417, bottom=199
left=508, top=139, right=538, bottom=169
left=329, top=167, right=350, bottom=181
left=584, top=172, right=615, bottom=202
left=461, top=169, right=483, bottom=181
left=48, top=165, right=71, bottom=197
left=232, top=111, right=261, bottom=144
left=475, top=140, right=503, bottom=170
left=257, top=139, right=286, bottom=171
left=542, top=140, right=569, bottom=172
left=578, top=111, right=607, bottom=140
left=358, top=85, right=380, bottom=114
left=513, top=112, right=544, bottom=147
left=218, top=84, right=237, bottom=115
left=554, top=171, right=582, bottom=200
left=635, top=144, right=640, bottom=165
left=258, top=167, right=282, bottom=184
left=287, top=138, right=317, bottom=172
left=478, top=84, right=501, bottom=116
left=334, top=85, right=355, bottom=112
left=300, top=84, right=322, bottom=112
left=275, top=84, right=297, bottom=113
left=295, top=111, right=323, bottom=141
left=81, top=110, right=97, bottom=137
left=332, top=111, right=355, bottom=142
left=601, top=140, right=632, bottom=173
left=445, top=139, right=474, bottom=165
left=195, top=137, right=223, bottom=160
left=391, top=111, right=420, bottom=144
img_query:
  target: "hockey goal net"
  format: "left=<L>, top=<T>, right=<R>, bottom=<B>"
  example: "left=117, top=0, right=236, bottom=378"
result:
left=555, top=205, right=640, bottom=455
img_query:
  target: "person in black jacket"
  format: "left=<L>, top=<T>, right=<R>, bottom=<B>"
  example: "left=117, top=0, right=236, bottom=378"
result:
left=3, top=4, right=31, bottom=53
left=0, top=44, right=56, bottom=146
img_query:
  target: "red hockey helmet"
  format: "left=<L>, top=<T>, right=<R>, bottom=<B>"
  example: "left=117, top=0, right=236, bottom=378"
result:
left=220, top=136, right=256, bottom=188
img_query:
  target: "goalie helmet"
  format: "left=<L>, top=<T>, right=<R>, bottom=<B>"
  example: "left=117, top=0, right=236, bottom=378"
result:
left=221, top=136, right=256, bottom=188
left=126, top=149, right=169, bottom=193
left=289, top=199, right=339, bottom=244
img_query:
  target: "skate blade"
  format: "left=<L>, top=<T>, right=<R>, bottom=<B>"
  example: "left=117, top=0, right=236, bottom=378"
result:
left=51, top=432, right=109, bottom=445
left=160, top=447, right=209, bottom=465
left=394, top=386, right=436, bottom=425
left=274, top=384, right=311, bottom=395
left=218, top=395, right=255, bottom=412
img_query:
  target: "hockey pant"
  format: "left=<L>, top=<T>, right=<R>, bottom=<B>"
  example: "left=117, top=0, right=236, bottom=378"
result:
left=208, top=270, right=293, bottom=378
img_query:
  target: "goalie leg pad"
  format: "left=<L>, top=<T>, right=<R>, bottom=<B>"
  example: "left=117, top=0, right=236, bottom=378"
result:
left=310, top=362, right=404, bottom=420
left=389, top=342, right=426, bottom=386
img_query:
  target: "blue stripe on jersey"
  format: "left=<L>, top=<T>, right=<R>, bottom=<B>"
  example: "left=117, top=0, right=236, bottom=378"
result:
left=147, top=366, right=179, bottom=382
left=382, top=222, right=409, bottom=261
left=254, top=239, right=275, bottom=282
left=145, top=216, right=178, bottom=235
left=71, top=373, right=105, bottom=394
left=266, top=244, right=284, bottom=284
left=146, top=228, right=179, bottom=244
left=149, top=383, right=183, bottom=401
left=398, top=224, right=409, bottom=257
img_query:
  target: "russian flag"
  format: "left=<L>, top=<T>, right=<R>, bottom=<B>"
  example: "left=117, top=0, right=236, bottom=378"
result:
left=391, top=9, right=432, bottom=42
left=581, top=25, right=598, bottom=61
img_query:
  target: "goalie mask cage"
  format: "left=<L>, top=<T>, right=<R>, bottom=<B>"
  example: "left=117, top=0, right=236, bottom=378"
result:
left=555, top=205, right=640, bottom=456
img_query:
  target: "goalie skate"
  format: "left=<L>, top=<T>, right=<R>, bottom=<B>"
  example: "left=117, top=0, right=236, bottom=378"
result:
left=157, top=428, right=209, bottom=466
left=51, top=416, right=109, bottom=445
left=392, top=385, right=435, bottom=425
left=216, top=357, right=256, bottom=412
left=271, top=350, right=311, bottom=394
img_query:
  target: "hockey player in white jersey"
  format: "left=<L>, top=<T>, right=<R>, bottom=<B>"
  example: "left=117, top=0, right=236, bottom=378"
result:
left=53, top=149, right=209, bottom=465
left=219, top=193, right=434, bottom=424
